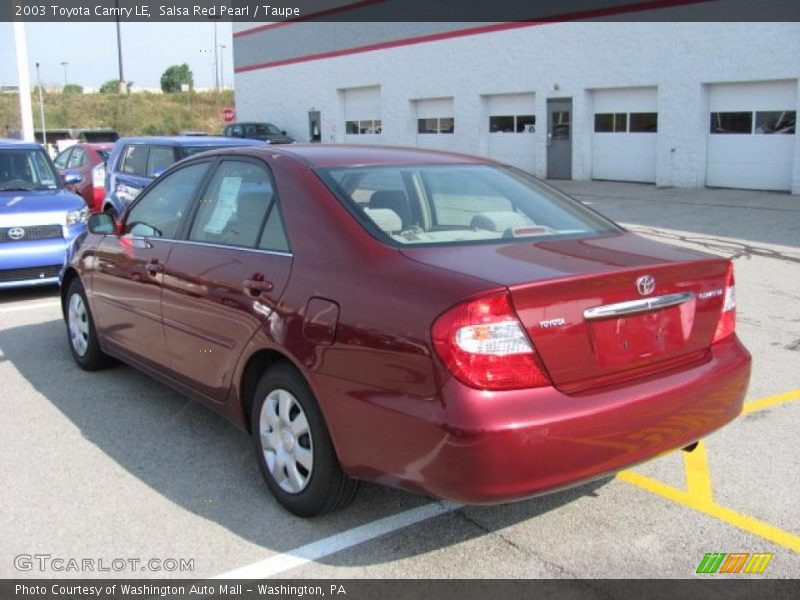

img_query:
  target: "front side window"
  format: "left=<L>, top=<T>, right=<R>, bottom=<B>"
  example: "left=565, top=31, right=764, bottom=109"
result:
left=146, top=146, right=176, bottom=176
left=125, top=162, right=209, bottom=239
left=319, top=164, right=619, bottom=247
left=67, top=148, right=87, bottom=168
left=188, top=160, right=275, bottom=248
left=54, top=148, right=72, bottom=169
left=0, top=148, right=59, bottom=191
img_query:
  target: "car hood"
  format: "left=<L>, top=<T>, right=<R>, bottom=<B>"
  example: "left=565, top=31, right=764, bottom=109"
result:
left=0, top=189, right=85, bottom=226
left=251, top=134, right=294, bottom=144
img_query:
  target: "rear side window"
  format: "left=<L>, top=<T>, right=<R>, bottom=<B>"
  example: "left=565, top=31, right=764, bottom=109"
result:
left=189, top=160, right=275, bottom=249
left=146, top=146, right=176, bottom=177
left=126, top=162, right=209, bottom=239
left=121, top=145, right=147, bottom=175
left=67, top=148, right=87, bottom=168
left=259, top=205, right=290, bottom=252
left=54, top=148, right=72, bottom=169
left=319, top=164, right=619, bottom=246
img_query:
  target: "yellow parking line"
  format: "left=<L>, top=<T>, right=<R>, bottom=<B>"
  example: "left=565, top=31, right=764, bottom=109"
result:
left=742, top=389, right=800, bottom=415
left=616, top=389, right=800, bottom=553
left=683, top=441, right=714, bottom=504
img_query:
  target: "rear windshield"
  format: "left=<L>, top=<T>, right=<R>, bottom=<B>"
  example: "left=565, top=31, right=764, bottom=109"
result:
left=97, top=150, right=111, bottom=163
left=317, top=164, right=620, bottom=247
left=0, top=148, right=60, bottom=191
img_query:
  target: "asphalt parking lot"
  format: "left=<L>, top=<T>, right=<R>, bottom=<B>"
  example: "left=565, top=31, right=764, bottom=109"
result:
left=1, top=180, right=798, bottom=579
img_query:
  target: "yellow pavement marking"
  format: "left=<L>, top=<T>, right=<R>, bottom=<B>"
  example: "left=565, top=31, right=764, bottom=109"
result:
left=742, top=389, right=800, bottom=415
left=617, top=389, right=800, bottom=553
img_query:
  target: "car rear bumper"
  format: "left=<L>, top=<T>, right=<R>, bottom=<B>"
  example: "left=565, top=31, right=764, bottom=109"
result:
left=337, top=335, right=751, bottom=504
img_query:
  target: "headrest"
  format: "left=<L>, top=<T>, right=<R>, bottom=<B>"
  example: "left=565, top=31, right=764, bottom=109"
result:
left=471, top=211, right=532, bottom=232
left=364, top=207, right=403, bottom=233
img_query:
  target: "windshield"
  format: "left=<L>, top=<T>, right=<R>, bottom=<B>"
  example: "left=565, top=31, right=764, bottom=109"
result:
left=246, top=123, right=282, bottom=136
left=318, top=164, right=620, bottom=247
left=0, top=148, right=60, bottom=191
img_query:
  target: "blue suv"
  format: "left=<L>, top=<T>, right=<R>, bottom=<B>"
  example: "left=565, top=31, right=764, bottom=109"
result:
left=103, top=136, right=264, bottom=216
left=0, top=139, right=88, bottom=289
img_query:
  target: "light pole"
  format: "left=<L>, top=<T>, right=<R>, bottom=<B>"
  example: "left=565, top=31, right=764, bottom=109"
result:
left=60, top=61, right=69, bottom=87
left=218, top=44, right=226, bottom=90
left=115, top=0, right=125, bottom=93
left=35, top=62, right=46, bottom=147
left=213, top=21, right=219, bottom=91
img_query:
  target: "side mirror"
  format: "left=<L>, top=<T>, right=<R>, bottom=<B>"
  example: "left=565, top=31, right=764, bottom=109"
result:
left=88, top=212, right=116, bottom=234
left=63, top=172, right=82, bottom=185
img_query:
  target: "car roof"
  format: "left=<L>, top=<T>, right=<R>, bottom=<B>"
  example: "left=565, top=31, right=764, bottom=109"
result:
left=213, top=144, right=491, bottom=169
left=0, top=138, right=44, bottom=150
left=115, top=136, right=264, bottom=147
left=67, top=143, right=114, bottom=150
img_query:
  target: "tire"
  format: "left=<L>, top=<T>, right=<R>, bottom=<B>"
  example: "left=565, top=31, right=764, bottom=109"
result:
left=64, top=278, right=114, bottom=371
left=251, top=363, right=359, bottom=517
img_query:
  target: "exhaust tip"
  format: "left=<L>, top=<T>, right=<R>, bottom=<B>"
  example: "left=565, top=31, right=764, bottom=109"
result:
left=682, top=442, right=699, bottom=453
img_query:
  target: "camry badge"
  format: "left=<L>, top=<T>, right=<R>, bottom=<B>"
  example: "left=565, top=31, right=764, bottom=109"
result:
left=8, top=227, right=25, bottom=241
left=636, top=275, right=655, bottom=296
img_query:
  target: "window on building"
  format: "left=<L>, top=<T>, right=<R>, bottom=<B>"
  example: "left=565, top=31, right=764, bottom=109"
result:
left=754, top=110, right=795, bottom=134
left=489, top=115, right=535, bottom=133
left=629, top=112, right=658, bottom=132
left=594, top=113, right=627, bottom=133
left=418, top=117, right=454, bottom=134
left=710, top=112, right=753, bottom=134
left=346, top=119, right=381, bottom=135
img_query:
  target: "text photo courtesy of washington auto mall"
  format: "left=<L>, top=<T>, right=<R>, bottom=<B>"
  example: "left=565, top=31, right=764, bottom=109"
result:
left=1, top=1, right=799, bottom=599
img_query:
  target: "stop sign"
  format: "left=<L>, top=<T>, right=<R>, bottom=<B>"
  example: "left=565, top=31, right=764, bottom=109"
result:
left=221, top=107, right=236, bottom=123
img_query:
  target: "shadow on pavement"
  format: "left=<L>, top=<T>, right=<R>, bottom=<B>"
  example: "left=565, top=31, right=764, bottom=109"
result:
left=0, top=317, right=611, bottom=568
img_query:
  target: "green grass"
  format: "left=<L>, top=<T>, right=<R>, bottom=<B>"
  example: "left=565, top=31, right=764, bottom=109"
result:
left=0, top=90, right=235, bottom=137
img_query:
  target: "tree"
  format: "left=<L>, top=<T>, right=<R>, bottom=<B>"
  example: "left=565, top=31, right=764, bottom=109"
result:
left=160, top=64, right=193, bottom=93
left=62, top=84, right=83, bottom=95
left=99, top=79, right=121, bottom=94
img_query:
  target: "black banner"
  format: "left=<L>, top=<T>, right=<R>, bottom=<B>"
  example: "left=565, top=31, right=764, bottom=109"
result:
left=4, top=579, right=800, bottom=600
left=3, top=0, right=800, bottom=22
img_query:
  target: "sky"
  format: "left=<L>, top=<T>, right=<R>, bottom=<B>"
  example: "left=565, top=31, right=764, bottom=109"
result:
left=0, top=21, right=235, bottom=91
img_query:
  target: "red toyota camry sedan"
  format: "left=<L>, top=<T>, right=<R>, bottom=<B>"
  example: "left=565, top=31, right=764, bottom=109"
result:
left=61, top=145, right=751, bottom=517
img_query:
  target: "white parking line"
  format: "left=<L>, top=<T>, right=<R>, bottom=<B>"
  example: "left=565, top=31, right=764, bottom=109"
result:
left=0, top=301, right=61, bottom=314
left=212, top=501, right=461, bottom=579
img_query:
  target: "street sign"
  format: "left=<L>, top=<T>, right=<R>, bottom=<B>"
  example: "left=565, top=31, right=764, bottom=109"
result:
left=221, top=107, right=235, bottom=123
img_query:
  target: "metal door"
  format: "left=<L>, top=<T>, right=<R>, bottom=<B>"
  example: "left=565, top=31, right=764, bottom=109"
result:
left=547, top=98, right=572, bottom=179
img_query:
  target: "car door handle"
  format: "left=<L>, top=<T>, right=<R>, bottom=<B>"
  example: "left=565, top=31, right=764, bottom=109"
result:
left=145, top=260, right=164, bottom=275
left=244, top=278, right=273, bottom=295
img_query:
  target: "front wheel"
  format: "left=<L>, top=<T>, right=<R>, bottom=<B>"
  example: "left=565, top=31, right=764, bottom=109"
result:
left=64, top=279, right=114, bottom=370
left=251, top=363, right=359, bottom=517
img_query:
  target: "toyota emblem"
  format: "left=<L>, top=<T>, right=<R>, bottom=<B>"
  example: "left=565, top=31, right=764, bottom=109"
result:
left=8, top=227, right=25, bottom=241
left=636, top=275, right=655, bottom=296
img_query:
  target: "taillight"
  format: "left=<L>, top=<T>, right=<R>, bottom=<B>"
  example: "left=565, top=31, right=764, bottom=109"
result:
left=712, top=263, right=736, bottom=343
left=92, top=163, right=105, bottom=188
left=432, top=292, right=551, bottom=390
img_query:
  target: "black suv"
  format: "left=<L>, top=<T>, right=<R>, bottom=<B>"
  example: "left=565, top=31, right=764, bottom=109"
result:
left=223, top=122, right=295, bottom=144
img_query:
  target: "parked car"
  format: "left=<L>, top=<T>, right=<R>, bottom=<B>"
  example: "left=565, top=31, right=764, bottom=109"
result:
left=62, top=145, right=750, bottom=517
left=53, top=143, right=114, bottom=213
left=1, top=138, right=88, bottom=289
left=223, top=122, right=294, bottom=144
left=103, top=136, right=264, bottom=217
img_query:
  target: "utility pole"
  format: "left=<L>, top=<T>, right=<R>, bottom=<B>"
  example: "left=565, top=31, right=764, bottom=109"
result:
left=115, top=0, right=125, bottom=93
left=35, top=63, right=46, bottom=147
left=13, top=22, right=34, bottom=142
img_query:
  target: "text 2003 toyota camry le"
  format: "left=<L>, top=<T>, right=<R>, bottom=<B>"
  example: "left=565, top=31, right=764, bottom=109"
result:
left=61, top=145, right=750, bottom=517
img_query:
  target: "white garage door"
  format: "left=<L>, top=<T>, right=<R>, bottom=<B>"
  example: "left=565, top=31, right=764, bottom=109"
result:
left=486, top=93, right=536, bottom=172
left=592, top=87, right=658, bottom=183
left=343, top=86, right=382, bottom=141
left=415, top=97, right=455, bottom=151
left=707, top=80, right=796, bottom=191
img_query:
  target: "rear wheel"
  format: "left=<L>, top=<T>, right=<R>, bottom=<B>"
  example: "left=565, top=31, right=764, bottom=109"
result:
left=251, top=363, right=359, bottom=517
left=64, top=279, right=113, bottom=370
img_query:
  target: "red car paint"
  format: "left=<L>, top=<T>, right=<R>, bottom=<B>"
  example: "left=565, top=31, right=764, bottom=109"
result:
left=63, top=145, right=750, bottom=504
left=54, top=143, right=113, bottom=212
